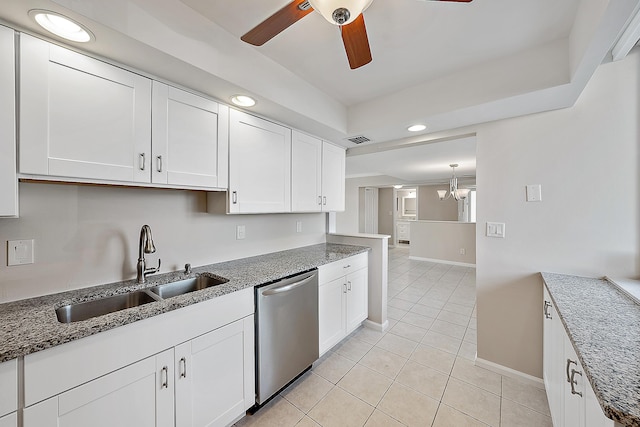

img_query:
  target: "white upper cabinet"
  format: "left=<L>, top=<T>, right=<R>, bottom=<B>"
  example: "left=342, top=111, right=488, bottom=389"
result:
left=152, top=82, right=228, bottom=189
left=291, top=132, right=346, bottom=213
left=0, top=25, right=17, bottom=217
left=19, top=34, right=152, bottom=183
left=291, top=130, right=323, bottom=212
left=228, top=109, right=292, bottom=213
left=321, top=141, right=346, bottom=212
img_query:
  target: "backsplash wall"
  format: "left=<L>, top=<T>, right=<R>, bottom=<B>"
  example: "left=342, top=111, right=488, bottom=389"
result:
left=0, top=182, right=326, bottom=303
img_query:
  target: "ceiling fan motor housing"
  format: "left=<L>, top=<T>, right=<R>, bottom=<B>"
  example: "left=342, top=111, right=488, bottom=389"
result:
left=332, top=8, right=351, bottom=24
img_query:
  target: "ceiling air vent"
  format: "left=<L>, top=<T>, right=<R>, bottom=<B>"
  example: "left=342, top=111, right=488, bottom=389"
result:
left=346, top=135, right=371, bottom=144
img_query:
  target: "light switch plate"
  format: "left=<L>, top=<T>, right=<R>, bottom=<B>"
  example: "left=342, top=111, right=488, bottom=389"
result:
left=296, top=221, right=302, bottom=233
left=526, top=184, right=542, bottom=202
left=8, top=239, right=34, bottom=266
left=486, top=222, right=506, bottom=238
left=236, top=225, right=246, bottom=240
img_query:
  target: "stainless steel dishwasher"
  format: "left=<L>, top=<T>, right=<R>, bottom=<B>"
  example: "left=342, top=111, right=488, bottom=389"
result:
left=254, top=270, right=319, bottom=406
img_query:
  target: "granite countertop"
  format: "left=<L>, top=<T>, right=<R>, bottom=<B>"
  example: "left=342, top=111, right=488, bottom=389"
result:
left=541, top=272, right=640, bottom=427
left=0, top=243, right=369, bottom=363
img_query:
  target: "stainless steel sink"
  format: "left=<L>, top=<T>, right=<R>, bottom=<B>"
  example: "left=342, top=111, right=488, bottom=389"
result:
left=149, top=275, right=228, bottom=299
left=56, top=290, right=159, bottom=323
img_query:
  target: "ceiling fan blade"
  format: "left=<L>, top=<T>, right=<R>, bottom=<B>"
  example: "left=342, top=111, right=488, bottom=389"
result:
left=341, top=14, right=372, bottom=70
left=241, top=0, right=314, bottom=46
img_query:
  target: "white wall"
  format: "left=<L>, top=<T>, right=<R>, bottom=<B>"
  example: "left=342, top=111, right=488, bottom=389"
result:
left=0, top=183, right=326, bottom=303
left=475, top=48, right=639, bottom=377
left=410, top=221, right=476, bottom=266
left=340, top=48, right=640, bottom=378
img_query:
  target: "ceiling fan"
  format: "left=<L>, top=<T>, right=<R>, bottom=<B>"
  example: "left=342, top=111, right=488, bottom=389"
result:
left=241, top=0, right=473, bottom=70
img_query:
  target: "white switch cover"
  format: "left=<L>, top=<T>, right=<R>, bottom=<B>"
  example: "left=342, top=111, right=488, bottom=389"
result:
left=8, top=239, right=34, bottom=266
left=486, top=222, right=506, bottom=238
left=296, top=221, right=302, bottom=233
left=236, top=225, right=246, bottom=240
left=526, top=184, right=542, bottom=202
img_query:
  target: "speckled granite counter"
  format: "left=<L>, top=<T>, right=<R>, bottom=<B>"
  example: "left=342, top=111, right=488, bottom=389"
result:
left=542, top=272, right=640, bottom=427
left=0, top=243, right=368, bottom=363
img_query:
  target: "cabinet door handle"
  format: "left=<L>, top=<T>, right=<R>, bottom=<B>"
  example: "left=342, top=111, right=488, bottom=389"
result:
left=157, top=155, right=163, bottom=173
left=232, top=191, right=238, bottom=204
left=139, top=153, right=146, bottom=171
left=566, top=359, right=577, bottom=383
left=347, top=281, right=352, bottom=291
left=343, top=283, right=347, bottom=294
left=161, top=366, right=168, bottom=389
left=543, top=301, right=552, bottom=319
left=179, top=357, right=187, bottom=379
left=323, top=196, right=327, bottom=205
left=570, top=368, right=583, bottom=397
left=318, top=196, right=322, bottom=205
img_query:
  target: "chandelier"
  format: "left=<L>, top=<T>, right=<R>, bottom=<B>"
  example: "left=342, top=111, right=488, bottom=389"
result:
left=437, top=164, right=470, bottom=201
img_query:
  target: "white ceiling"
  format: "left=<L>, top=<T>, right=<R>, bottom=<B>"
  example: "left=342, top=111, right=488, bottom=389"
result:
left=346, top=135, right=476, bottom=183
left=182, top=0, right=580, bottom=106
left=0, top=0, right=637, bottom=182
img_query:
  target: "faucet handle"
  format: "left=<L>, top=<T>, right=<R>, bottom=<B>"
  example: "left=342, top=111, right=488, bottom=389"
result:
left=184, top=263, right=192, bottom=274
left=146, top=258, right=161, bottom=275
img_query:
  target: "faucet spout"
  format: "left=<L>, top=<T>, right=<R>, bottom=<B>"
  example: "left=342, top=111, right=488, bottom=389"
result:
left=137, top=225, right=160, bottom=284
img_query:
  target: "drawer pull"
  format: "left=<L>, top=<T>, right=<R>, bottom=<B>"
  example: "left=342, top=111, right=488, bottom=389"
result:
left=179, top=357, right=187, bottom=379
left=161, top=366, right=168, bottom=389
left=566, top=359, right=577, bottom=383
left=570, top=368, right=583, bottom=397
left=343, top=264, right=351, bottom=269
left=543, top=301, right=552, bottom=319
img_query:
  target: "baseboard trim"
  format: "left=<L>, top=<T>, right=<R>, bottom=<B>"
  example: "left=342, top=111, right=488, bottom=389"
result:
left=475, top=357, right=544, bottom=388
left=363, top=319, right=389, bottom=332
left=408, top=256, right=476, bottom=268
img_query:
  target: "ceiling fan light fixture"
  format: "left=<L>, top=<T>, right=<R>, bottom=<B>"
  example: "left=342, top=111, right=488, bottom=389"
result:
left=230, top=95, right=256, bottom=107
left=308, top=0, right=374, bottom=25
left=408, top=124, right=426, bottom=132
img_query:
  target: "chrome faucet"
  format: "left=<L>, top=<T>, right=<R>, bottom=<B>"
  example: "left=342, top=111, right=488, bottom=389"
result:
left=137, top=225, right=161, bottom=284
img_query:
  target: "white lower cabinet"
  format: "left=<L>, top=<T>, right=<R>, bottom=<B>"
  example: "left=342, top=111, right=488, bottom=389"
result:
left=175, top=316, right=254, bottom=427
left=24, top=351, right=173, bottom=427
left=542, top=287, right=613, bottom=427
left=22, top=288, right=254, bottom=427
left=318, top=253, right=368, bottom=355
left=0, top=359, right=17, bottom=421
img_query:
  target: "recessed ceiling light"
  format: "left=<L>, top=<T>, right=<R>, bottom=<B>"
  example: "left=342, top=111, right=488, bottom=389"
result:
left=231, top=95, right=256, bottom=107
left=394, top=185, right=403, bottom=189
left=29, top=10, right=94, bottom=43
left=408, top=124, right=426, bottom=132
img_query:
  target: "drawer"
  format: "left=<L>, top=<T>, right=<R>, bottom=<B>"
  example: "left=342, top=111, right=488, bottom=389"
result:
left=0, top=359, right=17, bottom=417
left=318, top=252, right=368, bottom=284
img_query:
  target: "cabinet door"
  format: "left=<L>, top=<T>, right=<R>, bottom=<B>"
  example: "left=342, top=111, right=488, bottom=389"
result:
left=0, top=413, right=16, bottom=427
left=584, top=380, right=614, bottom=427
left=543, top=288, right=564, bottom=427
left=291, top=130, right=322, bottom=212
left=563, top=337, right=585, bottom=427
left=0, top=359, right=17, bottom=418
left=319, top=277, right=347, bottom=355
left=228, top=109, right=291, bottom=213
left=175, top=316, right=255, bottom=427
left=346, top=267, right=368, bottom=333
left=24, top=350, right=174, bottom=427
left=0, top=25, right=17, bottom=217
left=321, top=141, right=345, bottom=212
left=20, top=34, right=151, bottom=183
left=152, top=82, right=228, bottom=188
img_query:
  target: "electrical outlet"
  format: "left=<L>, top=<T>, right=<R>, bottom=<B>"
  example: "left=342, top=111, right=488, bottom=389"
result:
left=459, top=248, right=466, bottom=255
left=8, top=239, right=35, bottom=266
left=236, top=225, right=246, bottom=240
left=296, top=221, right=302, bottom=233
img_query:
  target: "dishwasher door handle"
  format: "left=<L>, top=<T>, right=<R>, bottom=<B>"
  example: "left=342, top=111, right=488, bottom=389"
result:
left=261, top=275, right=315, bottom=296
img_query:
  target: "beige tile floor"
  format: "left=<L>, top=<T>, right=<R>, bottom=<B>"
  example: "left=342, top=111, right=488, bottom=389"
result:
left=236, top=245, right=552, bottom=427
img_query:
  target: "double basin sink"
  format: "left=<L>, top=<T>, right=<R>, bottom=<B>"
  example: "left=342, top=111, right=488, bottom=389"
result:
left=55, top=275, right=228, bottom=324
